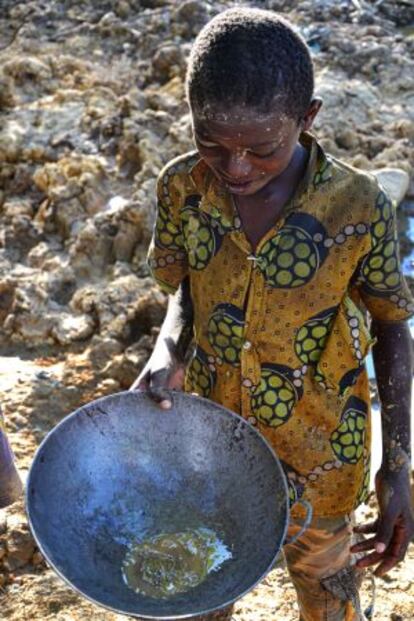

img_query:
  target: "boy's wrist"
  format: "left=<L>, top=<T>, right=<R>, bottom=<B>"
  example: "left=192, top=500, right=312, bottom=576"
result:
left=380, top=443, right=411, bottom=476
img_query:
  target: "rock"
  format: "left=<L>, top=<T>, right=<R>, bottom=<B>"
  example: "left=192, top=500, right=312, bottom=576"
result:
left=68, top=220, right=114, bottom=277
left=33, top=154, right=109, bottom=239
left=350, top=154, right=371, bottom=170
left=371, top=168, right=410, bottom=205
left=51, top=313, right=96, bottom=345
left=0, top=72, right=15, bottom=108
left=392, top=119, right=414, bottom=141
left=335, top=128, right=359, bottom=150
left=95, top=377, right=121, bottom=396
left=113, top=0, right=131, bottom=19
left=85, top=336, right=124, bottom=368
left=101, top=337, right=153, bottom=388
left=152, top=44, right=184, bottom=82
left=31, top=550, right=44, bottom=566
left=2, top=283, right=55, bottom=346
left=4, top=514, right=36, bottom=571
left=172, top=0, right=210, bottom=37
left=2, top=213, right=43, bottom=262
left=3, top=56, right=52, bottom=83
left=27, top=241, right=64, bottom=269
left=377, top=0, right=414, bottom=26
left=0, top=120, right=25, bottom=163
left=0, top=279, right=16, bottom=324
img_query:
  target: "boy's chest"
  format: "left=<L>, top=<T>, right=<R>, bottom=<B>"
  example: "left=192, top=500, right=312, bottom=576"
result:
left=235, top=194, right=290, bottom=253
left=183, top=204, right=369, bottom=313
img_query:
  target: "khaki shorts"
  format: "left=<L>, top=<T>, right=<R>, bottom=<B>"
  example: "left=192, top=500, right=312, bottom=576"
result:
left=192, top=514, right=363, bottom=621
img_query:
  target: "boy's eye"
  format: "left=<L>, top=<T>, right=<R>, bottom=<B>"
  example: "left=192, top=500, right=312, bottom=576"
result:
left=249, top=146, right=280, bottom=158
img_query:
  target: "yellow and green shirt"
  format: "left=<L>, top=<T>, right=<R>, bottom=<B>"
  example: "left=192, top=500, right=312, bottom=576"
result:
left=148, top=133, right=413, bottom=517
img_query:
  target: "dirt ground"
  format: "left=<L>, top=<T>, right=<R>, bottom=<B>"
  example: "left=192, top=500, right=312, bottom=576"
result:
left=0, top=0, right=413, bottom=619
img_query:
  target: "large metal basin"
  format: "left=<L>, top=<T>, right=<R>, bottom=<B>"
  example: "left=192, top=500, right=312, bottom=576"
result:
left=26, top=391, right=289, bottom=619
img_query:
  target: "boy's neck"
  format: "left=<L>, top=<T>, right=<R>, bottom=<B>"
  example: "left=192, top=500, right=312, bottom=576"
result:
left=233, top=141, right=309, bottom=252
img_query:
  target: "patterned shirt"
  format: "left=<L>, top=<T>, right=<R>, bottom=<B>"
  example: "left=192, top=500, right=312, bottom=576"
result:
left=148, top=132, right=414, bottom=517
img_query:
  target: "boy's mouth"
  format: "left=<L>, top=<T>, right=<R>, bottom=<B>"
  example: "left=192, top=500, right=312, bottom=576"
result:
left=218, top=175, right=258, bottom=194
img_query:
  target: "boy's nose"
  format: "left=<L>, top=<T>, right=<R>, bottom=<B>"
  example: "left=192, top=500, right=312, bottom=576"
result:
left=221, top=151, right=253, bottom=180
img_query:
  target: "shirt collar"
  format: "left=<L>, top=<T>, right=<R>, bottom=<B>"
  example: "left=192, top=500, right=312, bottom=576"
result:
left=189, top=158, right=237, bottom=229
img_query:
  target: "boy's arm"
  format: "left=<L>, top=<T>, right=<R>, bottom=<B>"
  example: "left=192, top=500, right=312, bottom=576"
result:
left=130, top=277, right=194, bottom=409
left=351, top=319, right=414, bottom=576
left=0, top=404, right=23, bottom=508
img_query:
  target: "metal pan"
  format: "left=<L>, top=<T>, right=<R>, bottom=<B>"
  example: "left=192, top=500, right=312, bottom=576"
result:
left=26, top=391, right=307, bottom=619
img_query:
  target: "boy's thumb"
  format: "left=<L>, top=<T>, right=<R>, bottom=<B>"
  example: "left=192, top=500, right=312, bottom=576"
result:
left=375, top=518, right=394, bottom=553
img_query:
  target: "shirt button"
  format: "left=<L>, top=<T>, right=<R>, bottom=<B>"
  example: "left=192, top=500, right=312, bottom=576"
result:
left=242, top=340, right=252, bottom=351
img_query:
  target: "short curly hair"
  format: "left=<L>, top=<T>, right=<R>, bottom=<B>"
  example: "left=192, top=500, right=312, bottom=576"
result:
left=186, top=8, right=314, bottom=121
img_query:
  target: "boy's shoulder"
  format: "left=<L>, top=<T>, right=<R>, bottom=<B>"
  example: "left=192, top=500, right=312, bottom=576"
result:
left=311, top=142, right=391, bottom=226
left=157, top=150, right=203, bottom=187
left=321, top=148, right=383, bottom=203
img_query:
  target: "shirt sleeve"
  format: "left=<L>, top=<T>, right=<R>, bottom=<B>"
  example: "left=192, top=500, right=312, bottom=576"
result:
left=147, top=164, right=189, bottom=295
left=353, top=185, right=413, bottom=321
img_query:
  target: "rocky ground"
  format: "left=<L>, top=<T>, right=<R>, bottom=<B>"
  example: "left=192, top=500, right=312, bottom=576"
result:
left=0, top=0, right=413, bottom=619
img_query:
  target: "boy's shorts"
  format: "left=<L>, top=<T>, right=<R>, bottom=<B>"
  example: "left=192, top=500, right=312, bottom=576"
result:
left=191, top=514, right=363, bottom=621
left=0, top=406, right=23, bottom=508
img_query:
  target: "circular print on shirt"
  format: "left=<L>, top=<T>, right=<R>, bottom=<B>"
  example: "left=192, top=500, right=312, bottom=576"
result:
left=251, top=364, right=303, bottom=428
left=330, top=396, right=367, bottom=464
left=186, top=346, right=216, bottom=398
left=156, top=200, right=185, bottom=250
left=356, top=454, right=370, bottom=506
left=294, top=306, right=337, bottom=366
left=182, top=195, right=223, bottom=271
left=312, top=156, right=333, bottom=189
left=280, top=460, right=305, bottom=507
left=256, top=213, right=329, bottom=289
left=338, top=366, right=364, bottom=396
left=360, top=191, right=401, bottom=295
left=208, top=303, right=244, bottom=367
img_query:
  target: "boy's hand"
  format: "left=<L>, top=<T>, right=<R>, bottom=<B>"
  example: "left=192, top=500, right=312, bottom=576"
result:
left=351, top=468, right=414, bottom=576
left=130, top=337, right=186, bottom=410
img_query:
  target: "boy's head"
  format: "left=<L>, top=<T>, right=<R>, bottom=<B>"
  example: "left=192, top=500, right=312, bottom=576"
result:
left=185, top=8, right=321, bottom=196
left=186, top=7, right=314, bottom=122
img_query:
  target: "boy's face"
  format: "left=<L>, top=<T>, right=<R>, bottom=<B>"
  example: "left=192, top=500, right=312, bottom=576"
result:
left=191, top=100, right=321, bottom=197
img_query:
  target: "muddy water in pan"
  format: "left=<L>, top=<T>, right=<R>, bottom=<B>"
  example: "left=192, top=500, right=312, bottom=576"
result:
left=122, top=528, right=232, bottom=598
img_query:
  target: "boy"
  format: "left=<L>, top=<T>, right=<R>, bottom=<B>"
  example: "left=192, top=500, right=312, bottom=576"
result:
left=0, top=404, right=23, bottom=508
left=132, top=8, right=414, bottom=621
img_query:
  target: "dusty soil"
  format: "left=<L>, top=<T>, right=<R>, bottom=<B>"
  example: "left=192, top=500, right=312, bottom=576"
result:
left=0, top=0, right=413, bottom=619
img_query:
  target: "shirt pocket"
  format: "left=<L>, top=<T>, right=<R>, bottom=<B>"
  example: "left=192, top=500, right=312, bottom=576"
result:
left=314, top=295, right=376, bottom=398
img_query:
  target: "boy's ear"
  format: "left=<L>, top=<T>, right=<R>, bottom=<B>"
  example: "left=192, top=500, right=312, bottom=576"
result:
left=301, top=97, right=323, bottom=131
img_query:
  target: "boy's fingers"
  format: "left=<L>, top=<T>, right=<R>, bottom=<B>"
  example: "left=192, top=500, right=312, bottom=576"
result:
left=375, top=518, right=396, bottom=554
left=374, top=548, right=407, bottom=577
left=167, top=365, right=186, bottom=390
left=355, top=550, right=383, bottom=569
left=149, top=369, right=172, bottom=408
left=350, top=537, right=377, bottom=553
left=148, top=386, right=172, bottom=409
left=353, top=520, right=378, bottom=534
